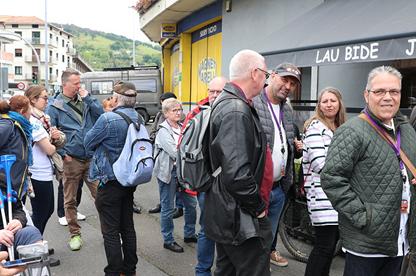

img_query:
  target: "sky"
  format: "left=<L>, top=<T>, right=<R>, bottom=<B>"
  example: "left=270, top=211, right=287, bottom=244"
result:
left=0, top=0, right=151, bottom=42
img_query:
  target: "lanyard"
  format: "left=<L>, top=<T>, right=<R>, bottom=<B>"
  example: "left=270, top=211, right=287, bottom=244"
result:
left=363, top=111, right=404, bottom=170
left=264, top=91, right=285, bottom=153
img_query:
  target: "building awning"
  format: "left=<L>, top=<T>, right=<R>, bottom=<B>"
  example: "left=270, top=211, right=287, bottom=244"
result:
left=258, top=0, right=416, bottom=67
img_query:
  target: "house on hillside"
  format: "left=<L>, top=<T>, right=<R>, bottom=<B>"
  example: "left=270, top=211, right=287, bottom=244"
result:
left=0, top=15, right=92, bottom=94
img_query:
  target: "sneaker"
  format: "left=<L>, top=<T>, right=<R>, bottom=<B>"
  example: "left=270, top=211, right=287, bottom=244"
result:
left=270, top=250, right=288, bottom=267
left=68, top=235, right=83, bottom=251
left=49, top=257, right=60, bottom=267
left=58, top=216, right=68, bottom=226
left=77, top=212, right=86, bottom=221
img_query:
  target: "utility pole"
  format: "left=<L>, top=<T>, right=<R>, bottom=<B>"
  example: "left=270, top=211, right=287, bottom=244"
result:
left=44, top=0, right=49, bottom=92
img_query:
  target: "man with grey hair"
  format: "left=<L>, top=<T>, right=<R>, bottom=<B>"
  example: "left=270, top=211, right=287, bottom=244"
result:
left=204, top=50, right=273, bottom=275
left=47, top=68, right=103, bottom=251
left=321, top=66, right=416, bottom=276
left=85, top=81, right=143, bottom=275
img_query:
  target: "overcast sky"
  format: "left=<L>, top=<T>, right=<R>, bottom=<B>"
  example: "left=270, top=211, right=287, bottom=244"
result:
left=0, top=0, right=150, bottom=42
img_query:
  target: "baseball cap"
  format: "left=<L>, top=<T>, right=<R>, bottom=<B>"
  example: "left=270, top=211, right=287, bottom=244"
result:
left=113, top=81, right=137, bottom=97
left=274, top=63, right=301, bottom=83
left=160, top=92, right=177, bottom=102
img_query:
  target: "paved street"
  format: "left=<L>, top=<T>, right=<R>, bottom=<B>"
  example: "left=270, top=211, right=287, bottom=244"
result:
left=29, top=174, right=345, bottom=276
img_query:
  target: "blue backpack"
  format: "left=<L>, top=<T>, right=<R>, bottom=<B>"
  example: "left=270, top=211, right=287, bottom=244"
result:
left=111, top=111, right=154, bottom=187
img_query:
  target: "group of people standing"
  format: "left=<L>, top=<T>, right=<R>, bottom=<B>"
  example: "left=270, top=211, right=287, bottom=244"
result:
left=0, top=47, right=415, bottom=276
left=197, top=48, right=416, bottom=276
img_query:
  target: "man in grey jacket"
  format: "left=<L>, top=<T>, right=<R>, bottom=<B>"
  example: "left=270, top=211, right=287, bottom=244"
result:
left=47, top=68, right=103, bottom=251
left=253, top=63, right=301, bottom=267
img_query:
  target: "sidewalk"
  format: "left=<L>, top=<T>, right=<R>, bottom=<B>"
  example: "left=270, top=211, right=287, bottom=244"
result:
left=36, top=176, right=344, bottom=276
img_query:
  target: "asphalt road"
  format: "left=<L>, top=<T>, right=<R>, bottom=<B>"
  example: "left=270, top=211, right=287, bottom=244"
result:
left=25, top=174, right=344, bottom=276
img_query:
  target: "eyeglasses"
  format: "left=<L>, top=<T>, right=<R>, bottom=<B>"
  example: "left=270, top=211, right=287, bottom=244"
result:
left=368, top=89, right=401, bottom=97
left=171, top=108, right=183, bottom=113
left=256, top=68, right=270, bottom=80
left=208, top=89, right=222, bottom=95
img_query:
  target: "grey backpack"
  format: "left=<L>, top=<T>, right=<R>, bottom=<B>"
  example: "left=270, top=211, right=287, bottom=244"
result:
left=176, top=106, right=221, bottom=192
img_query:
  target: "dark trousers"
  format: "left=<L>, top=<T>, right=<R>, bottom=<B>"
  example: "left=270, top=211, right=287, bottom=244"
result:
left=344, top=252, right=403, bottom=276
left=95, top=180, right=137, bottom=276
left=214, top=217, right=273, bottom=276
left=30, top=179, right=54, bottom=234
left=305, top=225, right=339, bottom=276
left=57, top=179, right=83, bottom=218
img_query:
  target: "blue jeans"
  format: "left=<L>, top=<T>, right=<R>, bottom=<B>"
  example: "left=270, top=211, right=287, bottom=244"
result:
left=195, top=193, right=215, bottom=276
left=179, top=191, right=197, bottom=238
left=158, top=169, right=178, bottom=244
left=267, top=185, right=286, bottom=251
left=175, top=192, right=184, bottom=209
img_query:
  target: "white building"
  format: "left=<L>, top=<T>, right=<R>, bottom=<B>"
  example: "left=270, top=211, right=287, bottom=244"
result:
left=0, top=15, right=91, bottom=93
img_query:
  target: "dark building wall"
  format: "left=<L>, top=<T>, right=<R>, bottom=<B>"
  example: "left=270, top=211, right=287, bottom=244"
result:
left=221, top=0, right=322, bottom=76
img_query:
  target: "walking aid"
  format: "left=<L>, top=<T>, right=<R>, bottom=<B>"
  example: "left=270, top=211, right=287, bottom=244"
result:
left=0, top=154, right=16, bottom=260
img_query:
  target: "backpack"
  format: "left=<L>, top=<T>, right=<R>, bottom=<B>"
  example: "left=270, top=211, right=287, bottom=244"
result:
left=177, top=106, right=221, bottom=192
left=111, top=111, right=154, bottom=187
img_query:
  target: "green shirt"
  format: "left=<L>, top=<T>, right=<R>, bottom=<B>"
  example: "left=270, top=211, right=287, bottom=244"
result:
left=62, top=93, right=84, bottom=122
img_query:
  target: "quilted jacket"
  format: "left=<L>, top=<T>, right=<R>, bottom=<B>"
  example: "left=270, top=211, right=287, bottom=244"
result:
left=252, top=91, right=295, bottom=194
left=321, top=110, right=416, bottom=256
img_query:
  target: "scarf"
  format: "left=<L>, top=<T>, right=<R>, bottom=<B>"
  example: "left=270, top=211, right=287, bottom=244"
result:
left=32, top=107, right=51, bottom=131
left=8, top=111, right=33, bottom=166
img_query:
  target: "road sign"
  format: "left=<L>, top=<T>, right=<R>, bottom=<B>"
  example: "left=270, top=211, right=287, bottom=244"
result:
left=17, top=82, right=26, bottom=90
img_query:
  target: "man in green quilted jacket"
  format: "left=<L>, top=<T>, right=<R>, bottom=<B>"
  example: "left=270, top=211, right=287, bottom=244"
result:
left=321, top=65, right=416, bottom=276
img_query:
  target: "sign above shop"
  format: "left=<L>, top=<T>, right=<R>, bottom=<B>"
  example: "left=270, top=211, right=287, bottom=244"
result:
left=161, top=23, right=177, bottom=38
left=265, top=36, right=416, bottom=67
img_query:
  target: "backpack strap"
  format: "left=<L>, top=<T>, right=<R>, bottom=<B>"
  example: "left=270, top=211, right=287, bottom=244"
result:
left=113, top=110, right=143, bottom=130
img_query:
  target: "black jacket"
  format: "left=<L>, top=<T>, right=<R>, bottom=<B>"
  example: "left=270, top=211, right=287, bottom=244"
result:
left=204, top=83, right=267, bottom=245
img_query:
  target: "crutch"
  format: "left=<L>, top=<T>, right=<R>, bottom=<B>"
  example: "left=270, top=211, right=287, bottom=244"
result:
left=0, top=154, right=16, bottom=261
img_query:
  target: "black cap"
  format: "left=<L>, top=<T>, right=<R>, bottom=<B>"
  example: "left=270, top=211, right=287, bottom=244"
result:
left=274, top=63, right=301, bottom=83
left=160, top=92, right=177, bottom=102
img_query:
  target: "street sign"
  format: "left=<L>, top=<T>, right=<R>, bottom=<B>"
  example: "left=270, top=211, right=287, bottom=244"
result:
left=17, top=82, right=26, bottom=90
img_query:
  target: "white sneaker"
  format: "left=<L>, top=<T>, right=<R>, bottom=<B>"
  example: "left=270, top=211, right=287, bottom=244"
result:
left=58, top=216, right=68, bottom=226
left=77, top=212, right=86, bottom=221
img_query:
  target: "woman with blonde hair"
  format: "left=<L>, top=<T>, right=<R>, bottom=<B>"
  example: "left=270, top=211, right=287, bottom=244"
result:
left=303, top=87, right=346, bottom=276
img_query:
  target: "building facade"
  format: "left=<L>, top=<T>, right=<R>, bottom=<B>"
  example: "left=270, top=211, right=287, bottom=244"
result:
left=0, top=15, right=92, bottom=94
left=138, top=0, right=416, bottom=120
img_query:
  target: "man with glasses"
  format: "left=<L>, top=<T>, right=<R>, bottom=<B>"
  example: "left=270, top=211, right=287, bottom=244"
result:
left=253, top=63, right=301, bottom=268
left=204, top=49, right=273, bottom=275
left=321, top=66, right=416, bottom=276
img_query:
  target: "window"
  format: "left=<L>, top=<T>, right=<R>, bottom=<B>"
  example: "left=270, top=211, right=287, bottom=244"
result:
left=12, top=24, right=18, bottom=28
left=62, top=55, right=65, bottom=62
left=32, top=32, right=40, bottom=44
left=62, top=39, right=65, bottom=47
left=15, top=66, right=22, bottom=75
left=49, top=26, right=53, bottom=31
left=49, top=33, right=53, bottom=39
left=56, top=69, right=58, bottom=76
left=14, top=31, right=22, bottom=36
left=91, top=81, right=114, bottom=95
left=32, top=24, right=39, bottom=28
left=56, top=37, right=58, bottom=43
left=15, top=49, right=22, bottom=57
left=56, top=53, right=58, bottom=59
left=130, top=79, right=157, bottom=93
left=49, top=67, right=52, bottom=75
left=59, top=31, right=62, bottom=36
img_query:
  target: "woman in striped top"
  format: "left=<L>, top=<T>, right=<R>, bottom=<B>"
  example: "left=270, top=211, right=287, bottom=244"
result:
left=303, top=87, right=347, bottom=276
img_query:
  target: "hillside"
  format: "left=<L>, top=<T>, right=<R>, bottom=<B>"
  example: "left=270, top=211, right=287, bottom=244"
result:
left=60, top=24, right=161, bottom=70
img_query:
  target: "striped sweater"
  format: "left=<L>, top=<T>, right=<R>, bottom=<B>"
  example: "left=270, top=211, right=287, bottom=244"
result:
left=302, top=119, right=338, bottom=226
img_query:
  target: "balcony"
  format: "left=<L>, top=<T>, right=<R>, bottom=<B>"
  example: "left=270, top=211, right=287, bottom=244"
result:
left=28, top=38, right=41, bottom=45
left=67, top=47, right=76, bottom=56
left=24, top=55, right=58, bottom=64
left=49, top=74, right=57, bottom=82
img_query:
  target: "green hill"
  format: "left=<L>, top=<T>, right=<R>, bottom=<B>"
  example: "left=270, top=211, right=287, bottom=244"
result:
left=59, top=24, right=161, bottom=70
